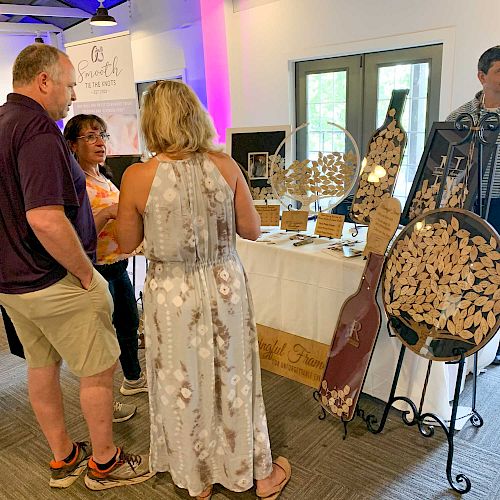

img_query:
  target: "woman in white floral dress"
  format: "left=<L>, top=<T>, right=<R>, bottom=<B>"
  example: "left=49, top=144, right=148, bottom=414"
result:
left=116, top=81, right=291, bottom=500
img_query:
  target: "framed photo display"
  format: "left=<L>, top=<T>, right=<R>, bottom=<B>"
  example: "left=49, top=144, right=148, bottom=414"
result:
left=401, top=121, right=499, bottom=225
left=226, top=126, right=291, bottom=200
left=248, top=152, right=269, bottom=180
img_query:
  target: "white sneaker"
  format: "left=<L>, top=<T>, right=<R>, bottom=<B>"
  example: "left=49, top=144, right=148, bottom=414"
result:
left=112, top=401, right=136, bottom=423
left=120, top=373, right=148, bottom=396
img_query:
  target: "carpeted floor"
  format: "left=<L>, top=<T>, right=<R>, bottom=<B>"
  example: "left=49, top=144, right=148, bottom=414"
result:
left=1, top=320, right=500, bottom=500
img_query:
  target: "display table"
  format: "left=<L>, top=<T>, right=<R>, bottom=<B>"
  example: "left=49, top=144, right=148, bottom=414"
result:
left=236, top=225, right=500, bottom=421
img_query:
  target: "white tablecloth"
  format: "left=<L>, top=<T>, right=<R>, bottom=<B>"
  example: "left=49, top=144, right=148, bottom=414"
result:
left=236, top=225, right=499, bottom=421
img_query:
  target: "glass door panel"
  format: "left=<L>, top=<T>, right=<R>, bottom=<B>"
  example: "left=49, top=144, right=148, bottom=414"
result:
left=306, top=70, right=347, bottom=160
left=364, top=45, right=442, bottom=208
left=295, top=45, right=442, bottom=208
left=296, top=55, right=362, bottom=162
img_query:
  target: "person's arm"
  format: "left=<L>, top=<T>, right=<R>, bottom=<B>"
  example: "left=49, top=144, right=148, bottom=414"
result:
left=116, top=165, right=144, bottom=253
left=26, top=205, right=94, bottom=289
left=93, top=203, right=118, bottom=233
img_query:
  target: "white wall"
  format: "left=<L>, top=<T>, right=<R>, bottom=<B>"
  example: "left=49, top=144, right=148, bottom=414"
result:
left=224, top=0, right=500, bottom=128
left=0, top=34, right=43, bottom=103
left=3, top=1, right=498, bottom=134
left=63, top=0, right=206, bottom=104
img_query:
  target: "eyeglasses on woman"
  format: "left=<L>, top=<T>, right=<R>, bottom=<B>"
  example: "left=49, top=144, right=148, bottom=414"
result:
left=76, top=131, right=110, bottom=144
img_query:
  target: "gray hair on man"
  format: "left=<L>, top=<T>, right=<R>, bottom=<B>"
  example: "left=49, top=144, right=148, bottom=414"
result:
left=12, top=43, right=69, bottom=87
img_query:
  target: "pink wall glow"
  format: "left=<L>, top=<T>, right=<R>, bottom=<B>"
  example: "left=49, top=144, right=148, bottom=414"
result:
left=200, top=0, right=231, bottom=143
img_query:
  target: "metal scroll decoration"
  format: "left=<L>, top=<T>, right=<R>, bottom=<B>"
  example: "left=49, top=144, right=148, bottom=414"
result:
left=268, top=122, right=361, bottom=214
left=444, top=111, right=500, bottom=214
left=350, top=89, right=409, bottom=225
left=403, top=113, right=500, bottom=224
left=383, top=207, right=500, bottom=361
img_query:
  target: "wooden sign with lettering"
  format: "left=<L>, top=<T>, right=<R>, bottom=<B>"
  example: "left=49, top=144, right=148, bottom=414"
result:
left=363, top=197, right=401, bottom=256
left=280, top=210, right=309, bottom=231
left=255, top=204, right=280, bottom=226
left=314, top=213, right=345, bottom=239
left=318, top=198, right=401, bottom=421
left=257, top=325, right=329, bottom=388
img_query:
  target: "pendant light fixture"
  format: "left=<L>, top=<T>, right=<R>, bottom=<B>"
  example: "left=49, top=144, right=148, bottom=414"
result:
left=90, top=1, right=117, bottom=27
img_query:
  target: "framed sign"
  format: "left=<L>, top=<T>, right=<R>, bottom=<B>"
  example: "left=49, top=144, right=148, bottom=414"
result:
left=226, top=126, right=291, bottom=200
left=401, top=122, right=498, bottom=225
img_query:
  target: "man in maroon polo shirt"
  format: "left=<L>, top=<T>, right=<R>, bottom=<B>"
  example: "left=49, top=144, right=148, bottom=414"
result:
left=0, top=44, right=153, bottom=490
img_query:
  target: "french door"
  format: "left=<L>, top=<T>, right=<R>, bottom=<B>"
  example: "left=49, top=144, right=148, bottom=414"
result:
left=295, top=44, right=442, bottom=206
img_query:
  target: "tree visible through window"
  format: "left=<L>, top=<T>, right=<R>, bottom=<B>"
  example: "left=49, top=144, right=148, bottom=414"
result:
left=377, top=63, right=430, bottom=205
left=296, top=45, right=442, bottom=209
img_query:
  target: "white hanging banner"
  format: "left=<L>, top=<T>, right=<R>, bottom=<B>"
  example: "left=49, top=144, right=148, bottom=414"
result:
left=65, top=31, right=139, bottom=155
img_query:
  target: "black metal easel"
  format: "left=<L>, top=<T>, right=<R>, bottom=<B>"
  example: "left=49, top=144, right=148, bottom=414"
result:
left=364, top=336, right=472, bottom=493
left=312, top=390, right=369, bottom=440
left=440, top=110, right=499, bottom=428
left=362, top=110, right=500, bottom=494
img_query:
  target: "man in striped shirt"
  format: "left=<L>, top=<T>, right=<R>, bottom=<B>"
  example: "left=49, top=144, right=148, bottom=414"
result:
left=447, top=46, right=500, bottom=364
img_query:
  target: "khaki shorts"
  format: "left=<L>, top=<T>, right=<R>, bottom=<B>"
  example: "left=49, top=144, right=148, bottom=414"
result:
left=0, top=269, right=120, bottom=377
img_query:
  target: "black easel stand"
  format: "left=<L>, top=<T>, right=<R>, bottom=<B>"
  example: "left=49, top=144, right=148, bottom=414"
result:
left=439, top=110, right=500, bottom=429
left=312, top=390, right=367, bottom=440
left=350, top=221, right=367, bottom=237
left=363, top=332, right=474, bottom=493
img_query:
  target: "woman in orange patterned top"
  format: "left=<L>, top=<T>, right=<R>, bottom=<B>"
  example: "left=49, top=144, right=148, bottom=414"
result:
left=64, top=115, right=147, bottom=420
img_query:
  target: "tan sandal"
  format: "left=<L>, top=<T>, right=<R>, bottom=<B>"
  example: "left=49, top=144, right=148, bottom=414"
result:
left=256, top=457, right=291, bottom=499
left=195, top=485, right=213, bottom=500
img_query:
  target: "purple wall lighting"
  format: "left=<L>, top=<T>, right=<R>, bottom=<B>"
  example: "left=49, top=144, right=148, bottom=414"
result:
left=200, top=0, right=231, bottom=144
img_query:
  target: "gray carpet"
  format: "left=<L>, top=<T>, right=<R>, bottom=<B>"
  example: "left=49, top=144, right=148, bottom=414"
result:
left=1, top=321, right=500, bottom=500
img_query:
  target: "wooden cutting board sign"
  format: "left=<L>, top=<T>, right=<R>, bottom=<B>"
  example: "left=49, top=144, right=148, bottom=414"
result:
left=318, top=197, right=401, bottom=421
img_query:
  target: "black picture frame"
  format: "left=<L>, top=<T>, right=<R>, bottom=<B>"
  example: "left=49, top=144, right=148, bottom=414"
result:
left=401, top=121, right=498, bottom=226
left=226, top=126, right=290, bottom=193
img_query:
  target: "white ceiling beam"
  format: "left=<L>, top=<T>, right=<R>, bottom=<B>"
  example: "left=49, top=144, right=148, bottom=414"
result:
left=0, top=22, right=62, bottom=34
left=0, top=5, right=89, bottom=18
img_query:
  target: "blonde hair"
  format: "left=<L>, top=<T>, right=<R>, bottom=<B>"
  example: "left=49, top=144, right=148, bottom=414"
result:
left=140, top=80, right=220, bottom=156
left=13, top=44, right=68, bottom=87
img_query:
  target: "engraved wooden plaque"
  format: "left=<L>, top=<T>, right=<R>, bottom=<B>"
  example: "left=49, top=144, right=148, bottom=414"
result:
left=314, top=213, right=345, bottom=239
left=280, top=210, right=309, bottom=231
left=318, top=198, right=401, bottom=421
left=319, top=252, right=385, bottom=421
left=255, top=205, right=280, bottom=226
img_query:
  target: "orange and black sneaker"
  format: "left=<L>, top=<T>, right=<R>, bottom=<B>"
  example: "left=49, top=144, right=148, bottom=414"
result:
left=49, top=441, right=91, bottom=488
left=84, top=447, right=155, bottom=490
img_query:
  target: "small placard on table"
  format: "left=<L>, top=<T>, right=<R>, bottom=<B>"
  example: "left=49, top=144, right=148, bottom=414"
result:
left=314, top=213, right=345, bottom=239
left=280, top=210, right=309, bottom=231
left=255, top=205, right=280, bottom=226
